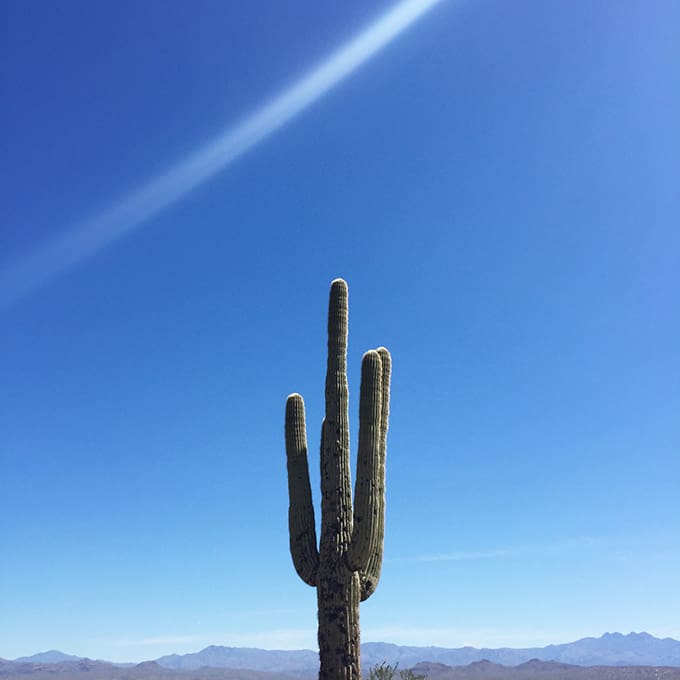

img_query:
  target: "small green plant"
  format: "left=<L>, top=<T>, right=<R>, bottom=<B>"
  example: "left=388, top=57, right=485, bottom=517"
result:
left=367, top=663, right=427, bottom=680
left=367, top=662, right=397, bottom=680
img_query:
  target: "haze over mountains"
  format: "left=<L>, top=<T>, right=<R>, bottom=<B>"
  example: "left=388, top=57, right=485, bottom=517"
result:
left=8, top=633, right=680, bottom=671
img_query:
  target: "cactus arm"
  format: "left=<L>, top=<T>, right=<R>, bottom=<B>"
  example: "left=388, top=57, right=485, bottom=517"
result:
left=347, top=350, right=383, bottom=572
left=285, top=393, right=320, bottom=586
left=320, top=278, right=353, bottom=558
left=359, top=347, right=391, bottom=601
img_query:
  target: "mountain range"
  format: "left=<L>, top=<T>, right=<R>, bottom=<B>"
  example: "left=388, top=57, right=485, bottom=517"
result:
left=3, top=657, right=680, bottom=680
left=7, top=633, right=680, bottom=673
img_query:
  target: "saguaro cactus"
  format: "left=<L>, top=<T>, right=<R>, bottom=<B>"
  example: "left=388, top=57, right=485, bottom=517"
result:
left=285, top=278, right=391, bottom=680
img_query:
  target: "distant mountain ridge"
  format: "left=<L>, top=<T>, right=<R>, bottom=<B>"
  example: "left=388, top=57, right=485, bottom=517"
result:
left=0, top=658, right=304, bottom=680
left=12, top=633, right=680, bottom=670
left=13, top=651, right=83, bottom=664
left=358, top=632, right=680, bottom=668
left=155, top=646, right=319, bottom=673
left=412, top=659, right=680, bottom=679
left=153, top=633, right=680, bottom=670
left=4, top=656, right=680, bottom=680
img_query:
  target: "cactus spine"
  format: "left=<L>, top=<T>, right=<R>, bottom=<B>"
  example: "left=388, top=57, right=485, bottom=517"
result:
left=285, top=279, right=391, bottom=680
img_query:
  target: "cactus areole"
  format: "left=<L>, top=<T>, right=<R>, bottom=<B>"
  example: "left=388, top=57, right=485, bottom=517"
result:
left=285, top=279, right=391, bottom=680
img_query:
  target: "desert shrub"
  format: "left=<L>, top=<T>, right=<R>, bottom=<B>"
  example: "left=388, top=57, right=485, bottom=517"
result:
left=367, top=662, right=427, bottom=680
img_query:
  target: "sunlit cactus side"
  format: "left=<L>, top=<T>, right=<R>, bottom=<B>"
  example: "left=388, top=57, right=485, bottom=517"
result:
left=285, top=278, right=391, bottom=680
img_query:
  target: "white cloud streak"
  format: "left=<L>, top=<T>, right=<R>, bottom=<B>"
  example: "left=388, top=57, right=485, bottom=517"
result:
left=0, top=0, right=445, bottom=307
left=107, top=634, right=208, bottom=648
left=362, top=626, right=593, bottom=648
left=388, top=536, right=605, bottom=563
left=97, top=629, right=318, bottom=658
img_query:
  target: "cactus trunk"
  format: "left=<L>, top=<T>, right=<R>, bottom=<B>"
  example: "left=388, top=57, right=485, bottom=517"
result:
left=317, top=568, right=360, bottom=680
left=285, top=279, right=391, bottom=680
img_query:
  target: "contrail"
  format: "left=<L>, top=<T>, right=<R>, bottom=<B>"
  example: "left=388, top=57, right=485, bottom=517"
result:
left=1, top=0, right=445, bottom=307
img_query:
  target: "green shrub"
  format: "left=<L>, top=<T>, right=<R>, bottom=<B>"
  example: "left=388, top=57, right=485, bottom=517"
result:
left=367, top=662, right=427, bottom=680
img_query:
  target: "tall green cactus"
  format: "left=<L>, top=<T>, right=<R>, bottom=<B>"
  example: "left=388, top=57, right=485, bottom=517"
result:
left=285, top=278, right=391, bottom=680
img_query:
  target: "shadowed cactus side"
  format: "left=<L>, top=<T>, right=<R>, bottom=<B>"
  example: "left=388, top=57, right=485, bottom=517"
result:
left=285, top=278, right=391, bottom=680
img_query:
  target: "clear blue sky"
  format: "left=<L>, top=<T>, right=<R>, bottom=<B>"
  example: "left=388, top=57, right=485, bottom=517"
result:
left=1, top=0, right=679, bottom=663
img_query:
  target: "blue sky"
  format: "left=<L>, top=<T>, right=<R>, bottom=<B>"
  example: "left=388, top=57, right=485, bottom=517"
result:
left=1, top=0, right=679, bottom=663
